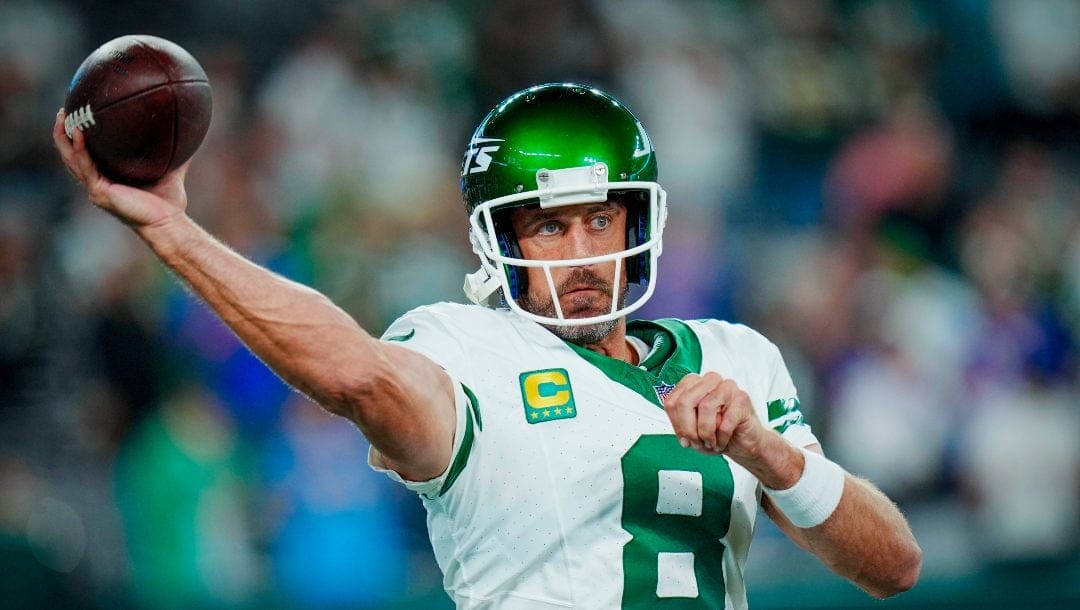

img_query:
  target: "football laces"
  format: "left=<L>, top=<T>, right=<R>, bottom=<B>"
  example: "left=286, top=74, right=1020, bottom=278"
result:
left=64, top=105, right=96, bottom=139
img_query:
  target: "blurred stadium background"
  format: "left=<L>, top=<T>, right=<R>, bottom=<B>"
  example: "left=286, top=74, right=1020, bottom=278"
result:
left=1, top=0, right=1078, bottom=608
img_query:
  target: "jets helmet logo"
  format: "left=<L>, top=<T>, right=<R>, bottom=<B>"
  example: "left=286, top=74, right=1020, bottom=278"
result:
left=462, top=137, right=502, bottom=175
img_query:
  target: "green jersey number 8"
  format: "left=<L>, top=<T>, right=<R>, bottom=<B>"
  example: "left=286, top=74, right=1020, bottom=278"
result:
left=621, top=434, right=735, bottom=608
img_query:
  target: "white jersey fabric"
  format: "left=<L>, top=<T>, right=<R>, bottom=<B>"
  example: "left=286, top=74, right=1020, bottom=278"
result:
left=371, top=302, right=817, bottom=609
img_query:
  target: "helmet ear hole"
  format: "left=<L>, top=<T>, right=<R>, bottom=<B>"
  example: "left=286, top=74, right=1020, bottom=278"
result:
left=635, top=207, right=649, bottom=286
left=620, top=191, right=650, bottom=286
left=496, top=229, right=525, bottom=300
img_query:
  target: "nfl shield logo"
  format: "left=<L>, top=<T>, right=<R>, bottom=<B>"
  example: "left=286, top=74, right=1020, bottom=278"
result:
left=653, top=382, right=676, bottom=405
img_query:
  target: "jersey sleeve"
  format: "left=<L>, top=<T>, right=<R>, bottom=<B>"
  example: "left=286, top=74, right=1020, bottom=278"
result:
left=367, top=304, right=480, bottom=498
left=368, top=381, right=477, bottom=498
left=378, top=304, right=470, bottom=375
left=762, top=340, right=819, bottom=449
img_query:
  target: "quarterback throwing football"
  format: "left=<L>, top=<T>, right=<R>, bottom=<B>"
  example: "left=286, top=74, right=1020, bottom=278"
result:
left=55, top=83, right=920, bottom=609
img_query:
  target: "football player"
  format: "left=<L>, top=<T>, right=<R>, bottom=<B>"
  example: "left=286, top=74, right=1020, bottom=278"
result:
left=54, top=83, right=920, bottom=609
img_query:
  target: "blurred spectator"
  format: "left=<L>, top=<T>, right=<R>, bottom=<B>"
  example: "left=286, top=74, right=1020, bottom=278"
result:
left=1067, top=226, right=1080, bottom=336
left=473, top=0, right=615, bottom=108
left=115, top=383, right=259, bottom=609
left=991, top=0, right=1080, bottom=116
left=957, top=376, right=1080, bottom=563
left=823, top=99, right=955, bottom=245
left=959, top=145, right=1077, bottom=396
left=950, top=143, right=1078, bottom=566
left=262, top=396, right=412, bottom=608
left=0, top=0, right=83, bottom=171
left=0, top=458, right=87, bottom=608
left=0, top=204, right=42, bottom=399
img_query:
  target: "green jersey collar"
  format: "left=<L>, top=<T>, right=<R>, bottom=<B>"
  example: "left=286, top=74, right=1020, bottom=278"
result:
left=563, top=319, right=703, bottom=408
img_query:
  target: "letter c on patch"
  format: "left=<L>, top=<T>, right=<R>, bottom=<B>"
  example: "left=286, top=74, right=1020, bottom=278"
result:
left=523, top=370, right=571, bottom=409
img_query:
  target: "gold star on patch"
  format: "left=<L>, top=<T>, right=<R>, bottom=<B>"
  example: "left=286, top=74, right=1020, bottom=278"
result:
left=554, top=407, right=562, bottom=415
left=566, top=406, right=575, bottom=415
left=543, top=410, right=551, bottom=418
left=530, top=411, right=539, bottom=420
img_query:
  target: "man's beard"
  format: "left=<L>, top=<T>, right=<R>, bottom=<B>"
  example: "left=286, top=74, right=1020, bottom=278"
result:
left=518, top=268, right=628, bottom=346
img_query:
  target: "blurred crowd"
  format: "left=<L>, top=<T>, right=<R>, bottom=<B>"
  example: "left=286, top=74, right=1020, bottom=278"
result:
left=0, top=0, right=1077, bottom=608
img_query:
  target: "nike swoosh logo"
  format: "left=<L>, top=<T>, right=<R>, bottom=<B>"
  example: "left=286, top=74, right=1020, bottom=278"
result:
left=385, top=329, right=415, bottom=342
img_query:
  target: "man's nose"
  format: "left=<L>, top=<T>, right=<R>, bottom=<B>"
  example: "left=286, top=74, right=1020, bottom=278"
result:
left=564, top=221, right=597, bottom=260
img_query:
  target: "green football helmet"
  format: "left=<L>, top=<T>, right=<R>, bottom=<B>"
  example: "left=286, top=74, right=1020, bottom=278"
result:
left=461, top=83, right=667, bottom=326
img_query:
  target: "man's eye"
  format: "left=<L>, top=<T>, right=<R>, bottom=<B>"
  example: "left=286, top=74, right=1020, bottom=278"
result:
left=537, top=221, right=560, bottom=235
left=591, top=215, right=611, bottom=229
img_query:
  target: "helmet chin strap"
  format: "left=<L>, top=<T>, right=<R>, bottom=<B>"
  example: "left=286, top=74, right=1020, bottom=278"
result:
left=463, top=266, right=501, bottom=306
left=464, top=229, right=507, bottom=306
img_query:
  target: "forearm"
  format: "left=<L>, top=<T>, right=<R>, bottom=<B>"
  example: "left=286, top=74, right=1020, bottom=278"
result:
left=753, top=438, right=922, bottom=598
left=136, top=214, right=376, bottom=410
left=796, top=476, right=922, bottom=598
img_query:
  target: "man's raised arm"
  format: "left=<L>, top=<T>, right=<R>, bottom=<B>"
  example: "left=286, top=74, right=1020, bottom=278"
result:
left=53, top=110, right=455, bottom=483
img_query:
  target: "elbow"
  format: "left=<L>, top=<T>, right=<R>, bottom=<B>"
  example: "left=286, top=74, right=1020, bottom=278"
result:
left=294, top=370, right=359, bottom=418
left=304, top=359, right=388, bottom=421
left=321, top=367, right=386, bottom=421
left=867, top=542, right=922, bottom=599
left=327, top=355, right=409, bottom=426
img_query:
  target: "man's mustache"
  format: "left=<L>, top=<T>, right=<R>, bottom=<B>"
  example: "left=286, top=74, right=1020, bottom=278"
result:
left=557, top=268, right=613, bottom=297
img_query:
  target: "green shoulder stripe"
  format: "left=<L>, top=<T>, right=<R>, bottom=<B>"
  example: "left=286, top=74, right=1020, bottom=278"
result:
left=462, top=383, right=482, bottom=431
left=438, top=383, right=481, bottom=496
left=766, top=397, right=805, bottom=434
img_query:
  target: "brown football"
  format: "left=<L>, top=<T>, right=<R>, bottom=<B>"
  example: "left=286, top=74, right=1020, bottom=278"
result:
left=64, top=35, right=212, bottom=185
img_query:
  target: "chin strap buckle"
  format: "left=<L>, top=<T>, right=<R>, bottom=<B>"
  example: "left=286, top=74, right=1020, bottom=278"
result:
left=463, top=266, right=501, bottom=306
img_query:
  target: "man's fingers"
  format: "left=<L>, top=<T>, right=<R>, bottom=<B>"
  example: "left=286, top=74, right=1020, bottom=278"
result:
left=700, top=379, right=745, bottom=454
left=715, top=381, right=752, bottom=453
left=664, top=393, right=699, bottom=449
left=53, top=109, right=81, bottom=178
left=62, top=113, right=96, bottom=181
left=667, top=372, right=723, bottom=450
left=55, top=109, right=117, bottom=211
left=695, top=387, right=726, bottom=450
left=715, top=401, right=740, bottom=452
left=52, top=108, right=69, bottom=150
left=67, top=125, right=113, bottom=202
left=664, top=374, right=699, bottom=447
left=174, top=158, right=194, bottom=181
left=53, top=108, right=188, bottom=229
left=665, top=373, right=759, bottom=457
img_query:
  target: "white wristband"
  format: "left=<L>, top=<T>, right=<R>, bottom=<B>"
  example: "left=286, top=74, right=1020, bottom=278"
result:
left=763, top=447, right=846, bottom=529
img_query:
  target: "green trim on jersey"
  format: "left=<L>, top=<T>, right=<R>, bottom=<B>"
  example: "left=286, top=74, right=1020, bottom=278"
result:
left=463, top=383, right=483, bottom=431
left=766, top=397, right=804, bottom=434
left=631, top=320, right=703, bottom=375
left=439, top=383, right=481, bottom=497
left=563, top=319, right=703, bottom=409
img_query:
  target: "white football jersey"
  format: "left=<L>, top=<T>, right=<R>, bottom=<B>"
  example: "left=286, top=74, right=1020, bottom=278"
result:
left=371, top=302, right=817, bottom=609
